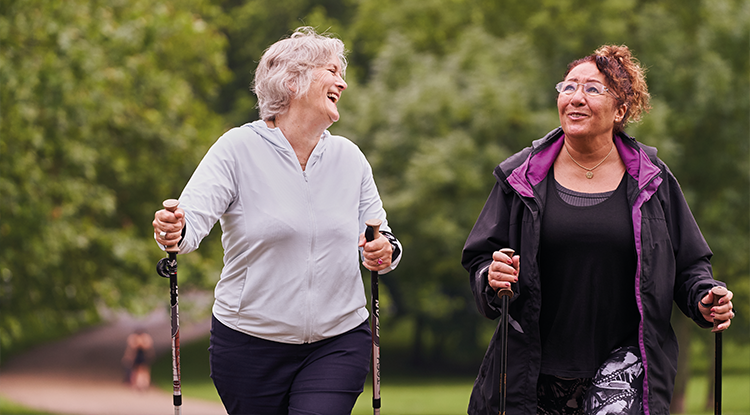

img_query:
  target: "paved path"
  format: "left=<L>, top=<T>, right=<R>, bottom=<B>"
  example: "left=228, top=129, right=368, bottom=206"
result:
left=0, top=308, right=227, bottom=415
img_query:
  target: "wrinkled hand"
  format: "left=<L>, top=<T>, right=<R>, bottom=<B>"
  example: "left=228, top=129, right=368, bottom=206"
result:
left=152, top=207, right=185, bottom=247
left=700, top=288, right=735, bottom=332
left=358, top=232, right=392, bottom=272
left=488, top=250, right=519, bottom=291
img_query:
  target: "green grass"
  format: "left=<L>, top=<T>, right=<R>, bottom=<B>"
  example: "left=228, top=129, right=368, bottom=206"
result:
left=0, top=397, right=55, bottom=415
left=153, top=337, right=750, bottom=414
left=352, top=374, right=750, bottom=415
left=351, top=377, right=473, bottom=415
left=683, top=374, right=750, bottom=414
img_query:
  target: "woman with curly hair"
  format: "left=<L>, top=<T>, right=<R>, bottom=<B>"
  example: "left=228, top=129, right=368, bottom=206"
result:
left=462, top=45, right=735, bottom=414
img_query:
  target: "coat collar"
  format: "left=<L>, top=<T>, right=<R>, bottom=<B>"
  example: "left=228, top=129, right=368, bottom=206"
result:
left=501, top=128, right=662, bottom=198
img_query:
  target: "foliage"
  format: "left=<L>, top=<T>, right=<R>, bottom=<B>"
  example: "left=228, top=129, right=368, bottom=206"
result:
left=206, top=0, right=356, bottom=125
left=334, top=27, right=557, bottom=364
left=0, top=0, right=230, bottom=355
left=334, top=0, right=750, bottom=368
left=1, top=3, right=747, bottom=403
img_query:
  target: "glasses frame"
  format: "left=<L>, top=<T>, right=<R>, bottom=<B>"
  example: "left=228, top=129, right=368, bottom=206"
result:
left=555, top=81, right=617, bottom=98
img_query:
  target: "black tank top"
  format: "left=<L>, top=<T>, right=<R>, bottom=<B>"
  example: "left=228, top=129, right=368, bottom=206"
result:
left=539, top=169, right=640, bottom=378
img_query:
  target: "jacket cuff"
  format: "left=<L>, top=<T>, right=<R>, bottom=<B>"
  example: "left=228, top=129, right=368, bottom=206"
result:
left=378, top=230, right=402, bottom=274
left=478, top=265, right=501, bottom=311
left=154, top=225, right=187, bottom=251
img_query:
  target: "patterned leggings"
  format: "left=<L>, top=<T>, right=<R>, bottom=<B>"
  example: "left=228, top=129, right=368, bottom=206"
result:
left=537, top=346, right=644, bottom=415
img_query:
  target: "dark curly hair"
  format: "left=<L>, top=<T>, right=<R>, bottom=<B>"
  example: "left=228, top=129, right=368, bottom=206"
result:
left=565, top=45, right=651, bottom=133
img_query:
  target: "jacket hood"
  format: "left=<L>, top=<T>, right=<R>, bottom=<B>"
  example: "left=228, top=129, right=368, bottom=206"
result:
left=245, top=120, right=330, bottom=164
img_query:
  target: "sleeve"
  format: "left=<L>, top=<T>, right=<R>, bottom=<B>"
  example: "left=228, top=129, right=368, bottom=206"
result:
left=173, top=131, right=239, bottom=254
left=663, top=166, right=724, bottom=328
left=462, top=181, right=514, bottom=320
left=357, top=151, right=402, bottom=274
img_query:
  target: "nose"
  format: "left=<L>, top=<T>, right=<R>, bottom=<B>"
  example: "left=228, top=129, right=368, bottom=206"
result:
left=568, top=85, right=587, bottom=105
left=337, top=76, right=347, bottom=91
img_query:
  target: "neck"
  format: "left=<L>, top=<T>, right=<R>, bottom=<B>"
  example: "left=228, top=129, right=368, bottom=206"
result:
left=280, top=101, right=332, bottom=140
left=271, top=107, right=331, bottom=170
left=564, top=134, right=614, bottom=163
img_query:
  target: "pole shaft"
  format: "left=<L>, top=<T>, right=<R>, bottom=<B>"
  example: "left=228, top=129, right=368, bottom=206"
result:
left=497, top=248, right=515, bottom=415
left=365, top=219, right=382, bottom=415
left=170, top=252, right=182, bottom=411
left=715, top=332, right=721, bottom=415
left=498, top=296, right=509, bottom=415
left=162, top=200, right=182, bottom=413
left=711, top=286, right=728, bottom=415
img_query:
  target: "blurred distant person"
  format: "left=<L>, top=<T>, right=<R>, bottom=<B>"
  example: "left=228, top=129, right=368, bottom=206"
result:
left=152, top=27, right=402, bottom=415
left=462, top=45, right=735, bottom=414
left=122, top=327, right=155, bottom=390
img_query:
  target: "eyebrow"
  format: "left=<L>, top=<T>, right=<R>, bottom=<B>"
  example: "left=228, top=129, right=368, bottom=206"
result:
left=565, top=76, right=604, bottom=83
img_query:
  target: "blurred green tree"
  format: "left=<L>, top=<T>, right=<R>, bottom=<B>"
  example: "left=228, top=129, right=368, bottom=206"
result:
left=206, top=0, right=355, bottom=126
left=0, top=0, right=231, bottom=354
left=335, top=27, right=558, bottom=367
left=335, top=0, right=749, bottom=405
left=1, top=3, right=746, bottom=412
left=626, top=1, right=750, bottom=409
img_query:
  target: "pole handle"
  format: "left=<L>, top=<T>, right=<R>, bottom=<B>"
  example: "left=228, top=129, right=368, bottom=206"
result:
left=497, top=248, right=515, bottom=299
left=365, top=219, right=382, bottom=242
left=163, top=199, right=180, bottom=253
left=711, top=286, right=728, bottom=329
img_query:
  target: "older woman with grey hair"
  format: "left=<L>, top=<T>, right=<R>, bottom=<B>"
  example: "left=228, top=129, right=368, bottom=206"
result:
left=153, top=27, right=402, bottom=415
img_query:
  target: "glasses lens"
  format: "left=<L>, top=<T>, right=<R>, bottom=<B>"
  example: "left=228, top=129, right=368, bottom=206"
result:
left=556, top=82, right=576, bottom=94
left=584, top=83, right=605, bottom=95
left=556, top=81, right=607, bottom=96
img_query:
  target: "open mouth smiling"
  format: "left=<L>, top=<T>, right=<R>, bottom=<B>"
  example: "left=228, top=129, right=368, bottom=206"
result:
left=327, top=93, right=339, bottom=103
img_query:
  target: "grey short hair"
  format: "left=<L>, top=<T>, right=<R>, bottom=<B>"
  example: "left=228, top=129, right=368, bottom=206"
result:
left=253, top=27, right=348, bottom=121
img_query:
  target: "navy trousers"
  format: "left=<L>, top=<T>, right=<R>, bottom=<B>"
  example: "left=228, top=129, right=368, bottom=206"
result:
left=209, top=315, right=371, bottom=415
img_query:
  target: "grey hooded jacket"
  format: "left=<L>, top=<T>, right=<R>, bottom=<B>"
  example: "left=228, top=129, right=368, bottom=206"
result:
left=176, top=120, right=401, bottom=344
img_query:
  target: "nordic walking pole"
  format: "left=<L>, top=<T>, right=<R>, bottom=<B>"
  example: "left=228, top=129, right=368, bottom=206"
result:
left=497, top=248, right=515, bottom=415
left=156, top=199, right=182, bottom=415
left=711, top=286, right=728, bottom=415
left=365, top=219, right=383, bottom=415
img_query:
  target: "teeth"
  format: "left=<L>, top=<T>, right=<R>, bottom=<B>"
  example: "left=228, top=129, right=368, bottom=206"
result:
left=327, top=93, right=338, bottom=103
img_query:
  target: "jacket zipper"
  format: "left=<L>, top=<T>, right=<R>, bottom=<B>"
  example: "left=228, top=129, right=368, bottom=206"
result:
left=633, top=169, right=662, bottom=415
left=302, top=167, right=316, bottom=343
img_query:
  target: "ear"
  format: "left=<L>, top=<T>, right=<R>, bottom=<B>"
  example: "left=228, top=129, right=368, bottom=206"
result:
left=286, top=79, right=298, bottom=94
left=614, top=103, right=628, bottom=123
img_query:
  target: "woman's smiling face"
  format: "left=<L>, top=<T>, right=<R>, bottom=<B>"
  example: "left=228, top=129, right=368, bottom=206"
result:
left=557, top=61, right=625, bottom=142
left=298, top=54, right=348, bottom=126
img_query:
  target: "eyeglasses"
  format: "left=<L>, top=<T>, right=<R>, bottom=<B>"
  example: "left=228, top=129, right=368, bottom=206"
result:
left=555, top=81, right=615, bottom=97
